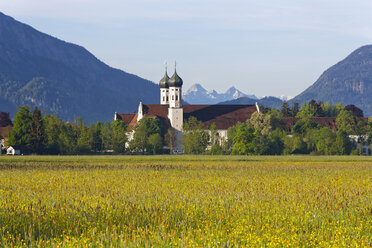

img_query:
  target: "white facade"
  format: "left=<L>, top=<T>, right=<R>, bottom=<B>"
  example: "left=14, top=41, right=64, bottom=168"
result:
left=168, top=108, right=183, bottom=131
left=7, top=146, right=20, bottom=155
left=160, top=89, right=169, bottom=105
left=349, top=135, right=370, bottom=155
left=169, top=87, right=181, bottom=108
left=137, top=102, right=143, bottom=121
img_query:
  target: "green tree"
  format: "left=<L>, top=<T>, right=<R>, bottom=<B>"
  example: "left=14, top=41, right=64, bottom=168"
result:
left=101, top=122, right=113, bottom=151
left=209, top=123, right=223, bottom=154
left=266, top=128, right=286, bottom=155
left=292, top=118, right=320, bottom=135
left=148, top=133, right=163, bottom=154
left=283, top=135, right=307, bottom=154
left=315, top=127, right=336, bottom=155
left=336, top=110, right=357, bottom=134
left=247, top=112, right=273, bottom=135
left=321, top=102, right=342, bottom=117
left=231, top=123, right=256, bottom=155
left=75, top=118, right=92, bottom=154
left=291, top=103, right=299, bottom=117
left=333, top=130, right=352, bottom=155
left=8, top=106, right=32, bottom=150
left=111, top=120, right=128, bottom=154
left=183, top=117, right=209, bottom=154
left=225, top=125, right=238, bottom=154
left=90, top=122, right=103, bottom=152
left=43, top=114, right=64, bottom=154
left=131, top=117, right=163, bottom=154
left=58, top=122, right=78, bottom=155
left=164, top=128, right=177, bottom=154
left=28, top=107, right=45, bottom=154
left=281, top=101, right=290, bottom=117
left=296, top=100, right=323, bottom=118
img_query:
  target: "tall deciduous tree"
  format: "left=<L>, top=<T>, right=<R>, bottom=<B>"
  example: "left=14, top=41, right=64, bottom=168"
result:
left=76, top=117, right=92, bottom=154
left=336, top=110, right=357, bottom=134
left=334, top=130, right=352, bottom=155
left=183, top=117, right=209, bottom=154
left=164, top=128, right=177, bottom=154
left=131, top=117, right=163, bottom=154
left=90, top=122, right=103, bottom=152
left=296, top=100, right=323, bottom=118
left=231, top=123, right=256, bottom=155
left=111, top=120, right=128, bottom=154
left=28, top=107, right=45, bottom=154
left=148, top=133, right=163, bottom=154
left=43, top=114, right=64, bottom=154
left=247, top=112, right=273, bottom=135
left=8, top=106, right=32, bottom=150
left=292, top=118, right=320, bottom=135
left=315, top=127, right=336, bottom=155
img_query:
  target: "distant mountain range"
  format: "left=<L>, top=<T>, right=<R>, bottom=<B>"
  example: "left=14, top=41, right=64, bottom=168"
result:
left=1, top=12, right=372, bottom=121
left=183, top=83, right=257, bottom=104
left=0, top=12, right=159, bottom=123
left=219, top=96, right=283, bottom=109
left=291, top=45, right=372, bottom=116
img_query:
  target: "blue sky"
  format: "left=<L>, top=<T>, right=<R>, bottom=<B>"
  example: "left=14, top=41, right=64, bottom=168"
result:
left=1, top=0, right=372, bottom=98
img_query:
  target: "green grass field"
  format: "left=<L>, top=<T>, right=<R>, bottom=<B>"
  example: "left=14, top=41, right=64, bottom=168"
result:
left=0, top=155, right=371, bottom=247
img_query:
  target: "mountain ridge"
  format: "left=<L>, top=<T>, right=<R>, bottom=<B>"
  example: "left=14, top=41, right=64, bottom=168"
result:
left=218, top=96, right=283, bottom=109
left=291, top=45, right=372, bottom=116
left=0, top=12, right=159, bottom=123
left=183, top=83, right=257, bottom=104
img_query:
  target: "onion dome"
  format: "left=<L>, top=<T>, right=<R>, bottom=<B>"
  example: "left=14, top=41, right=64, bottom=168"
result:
left=168, top=69, right=183, bottom=87
left=159, top=71, right=169, bottom=88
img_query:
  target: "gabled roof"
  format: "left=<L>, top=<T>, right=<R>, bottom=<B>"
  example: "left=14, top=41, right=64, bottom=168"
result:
left=117, top=104, right=258, bottom=130
left=116, top=113, right=136, bottom=125
left=183, top=104, right=257, bottom=129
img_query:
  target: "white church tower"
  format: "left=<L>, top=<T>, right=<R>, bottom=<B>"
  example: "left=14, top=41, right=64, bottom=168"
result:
left=159, top=64, right=169, bottom=105
left=165, top=62, right=183, bottom=131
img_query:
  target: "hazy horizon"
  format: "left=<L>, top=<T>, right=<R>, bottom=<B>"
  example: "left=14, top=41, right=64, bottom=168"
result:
left=1, top=0, right=372, bottom=98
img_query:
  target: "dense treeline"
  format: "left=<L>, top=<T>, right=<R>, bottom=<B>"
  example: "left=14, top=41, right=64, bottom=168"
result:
left=6, top=106, right=129, bottom=154
left=2, top=101, right=372, bottom=155
left=4, top=106, right=168, bottom=155
left=183, top=101, right=372, bottom=155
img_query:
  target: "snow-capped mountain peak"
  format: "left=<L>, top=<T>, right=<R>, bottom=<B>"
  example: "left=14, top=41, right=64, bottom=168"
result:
left=183, top=84, right=258, bottom=104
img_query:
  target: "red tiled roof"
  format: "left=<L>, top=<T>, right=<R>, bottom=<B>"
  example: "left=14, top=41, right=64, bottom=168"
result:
left=117, top=104, right=258, bottom=130
left=128, top=114, right=138, bottom=128
left=142, top=104, right=169, bottom=117
left=116, top=113, right=136, bottom=125
left=183, top=105, right=257, bottom=129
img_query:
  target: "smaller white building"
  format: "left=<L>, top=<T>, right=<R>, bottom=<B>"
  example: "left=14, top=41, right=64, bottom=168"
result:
left=349, top=135, right=370, bottom=155
left=7, top=146, right=21, bottom=155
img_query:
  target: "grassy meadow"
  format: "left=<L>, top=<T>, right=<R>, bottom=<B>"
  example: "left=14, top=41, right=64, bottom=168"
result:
left=0, top=155, right=371, bottom=247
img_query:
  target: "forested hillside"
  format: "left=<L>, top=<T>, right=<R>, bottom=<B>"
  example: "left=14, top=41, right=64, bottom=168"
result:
left=0, top=12, right=159, bottom=123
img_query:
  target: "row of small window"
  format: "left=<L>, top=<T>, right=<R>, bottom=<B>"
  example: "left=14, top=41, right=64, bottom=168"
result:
left=162, top=95, right=179, bottom=101
left=162, top=89, right=179, bottom=92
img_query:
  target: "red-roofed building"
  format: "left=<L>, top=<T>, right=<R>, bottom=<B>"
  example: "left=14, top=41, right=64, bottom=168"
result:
left=115, top=66, right=260, bottom=153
